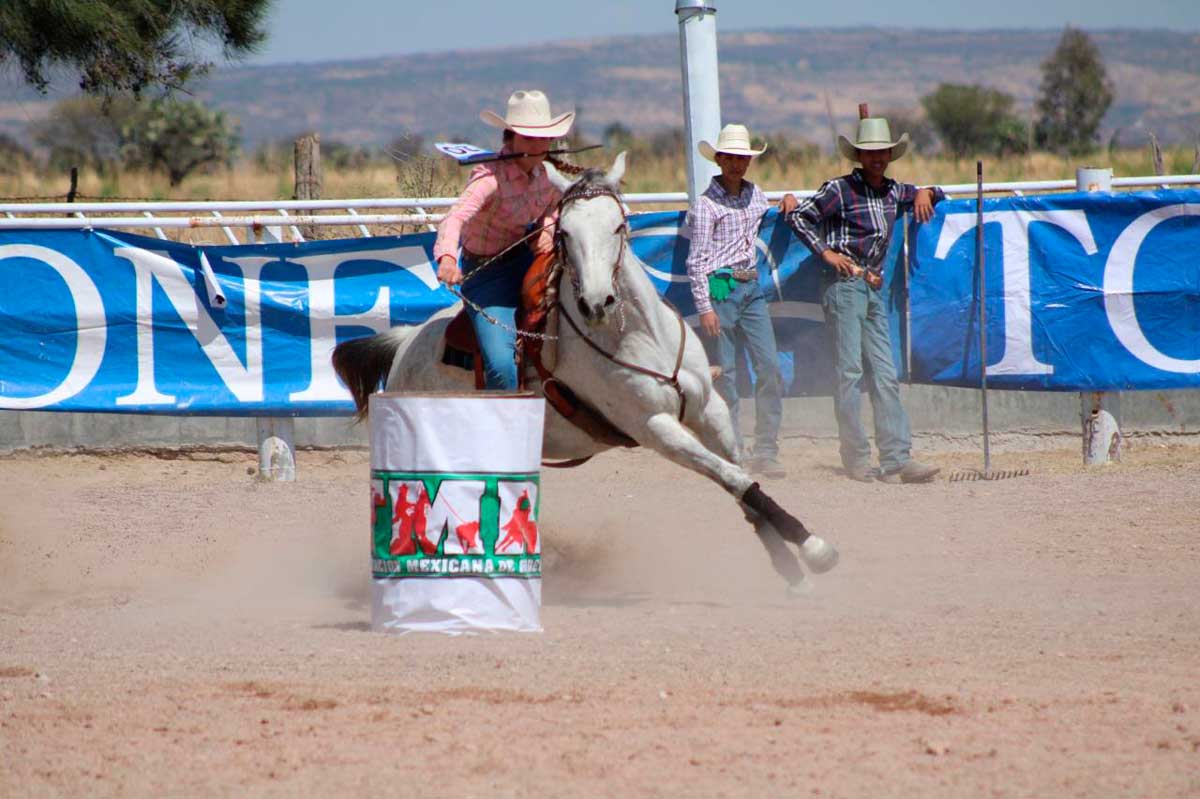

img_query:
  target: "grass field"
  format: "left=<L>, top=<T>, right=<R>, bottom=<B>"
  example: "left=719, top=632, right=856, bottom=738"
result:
left=1, top=142, right=1194, bottom=246
left=2, top=143, right=1195, bottom=204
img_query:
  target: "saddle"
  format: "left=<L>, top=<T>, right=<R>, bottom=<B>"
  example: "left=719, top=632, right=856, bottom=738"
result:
left=441, top=251, right=557, bottom=389
left=441, top=251, right=636, bottom=451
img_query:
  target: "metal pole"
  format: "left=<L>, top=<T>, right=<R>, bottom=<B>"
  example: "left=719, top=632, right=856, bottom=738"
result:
left=977, top=161, right=990, bottom=475
left=250, top=244, right=296, bottom=481
left=1077, top=166, right=1122, bottom=465
left=675, top=0, right=721, bottom=205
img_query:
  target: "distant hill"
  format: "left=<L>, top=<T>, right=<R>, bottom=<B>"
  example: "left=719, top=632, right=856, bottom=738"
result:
left=3, top=27, right=1198, bottom=152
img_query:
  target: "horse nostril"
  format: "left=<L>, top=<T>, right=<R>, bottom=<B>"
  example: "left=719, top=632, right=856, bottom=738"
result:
left=577, top=298, right=590, bottom=319
left=603, top=295, right=616, bottom=308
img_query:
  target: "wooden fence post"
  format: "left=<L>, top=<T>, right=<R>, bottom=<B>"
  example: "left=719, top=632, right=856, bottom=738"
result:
left=250, top=135, right=324, bottom=483
left=294, top=133, right=322, bottom=242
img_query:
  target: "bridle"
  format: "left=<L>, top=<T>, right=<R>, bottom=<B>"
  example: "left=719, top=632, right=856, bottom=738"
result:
left=550, top=180, right=689, bottom=423
left=552, top=180, right=628, bottom=309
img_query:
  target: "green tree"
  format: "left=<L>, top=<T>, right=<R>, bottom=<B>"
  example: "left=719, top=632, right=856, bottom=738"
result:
left=881, top=109, right=937, bottom=155
left=0, top=0, right=269, bottom=95
left=921, top=83, right=1028, bottom=159
left=121, top=99, right=239, bottom=185
left=30, top=95, right=141, bottom=175
left=1034, top=27, right=1114, bottom=155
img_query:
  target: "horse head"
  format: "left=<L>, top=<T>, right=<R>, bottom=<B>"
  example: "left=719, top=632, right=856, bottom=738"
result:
left=545, top=152, right=628, bottom=326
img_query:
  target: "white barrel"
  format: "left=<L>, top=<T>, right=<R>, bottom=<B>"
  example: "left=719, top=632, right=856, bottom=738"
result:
left=368, top=392, right=546, bottom=634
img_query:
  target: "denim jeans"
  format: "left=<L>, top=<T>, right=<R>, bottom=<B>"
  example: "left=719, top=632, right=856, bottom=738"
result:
left=702, top=278, right=782, bottom=458
left=821, top=275, right=912, bottom=473
left=461, top=247, right=532, bottom=390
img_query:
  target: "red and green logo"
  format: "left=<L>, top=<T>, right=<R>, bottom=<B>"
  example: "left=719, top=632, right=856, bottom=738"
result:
left=370, top=471, right=540, bottom=579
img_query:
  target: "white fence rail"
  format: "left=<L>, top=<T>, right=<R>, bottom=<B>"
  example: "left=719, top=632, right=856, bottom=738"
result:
left=3, top=174, right=1198, bottom=243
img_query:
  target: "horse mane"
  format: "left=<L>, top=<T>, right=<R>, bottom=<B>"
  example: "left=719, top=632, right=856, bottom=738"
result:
left=560, top=169, right=621, bottom=206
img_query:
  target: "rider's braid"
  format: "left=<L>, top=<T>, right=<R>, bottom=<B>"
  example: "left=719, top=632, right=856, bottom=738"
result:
left=502, top=130, right=586, bottom=175
left=546, top=154, right=585, bottom=176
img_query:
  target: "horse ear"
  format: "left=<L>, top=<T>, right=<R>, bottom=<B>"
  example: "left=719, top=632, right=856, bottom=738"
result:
left=543, top=160, right=574, bottom=193
left=605, top=151, right=627, bottom=190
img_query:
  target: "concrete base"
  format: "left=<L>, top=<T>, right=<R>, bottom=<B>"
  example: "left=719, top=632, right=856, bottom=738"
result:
left=1, top=387, right=1197, bottom=453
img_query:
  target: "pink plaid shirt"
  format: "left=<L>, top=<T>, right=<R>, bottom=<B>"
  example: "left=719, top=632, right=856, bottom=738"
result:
left=685, top=177, right=769, bottom=314
left=433, top=153, right=561, bottom=261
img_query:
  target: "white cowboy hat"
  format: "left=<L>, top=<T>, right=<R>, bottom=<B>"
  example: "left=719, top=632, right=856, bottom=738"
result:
left=837, top=117, right=909, bottom=161
left=480, top=89, right=575, bottom=139
left=698, top=124, right=768, bottom=161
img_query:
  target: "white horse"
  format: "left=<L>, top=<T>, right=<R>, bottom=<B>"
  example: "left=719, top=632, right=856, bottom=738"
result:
left=332, top=153, right=838, bottom=588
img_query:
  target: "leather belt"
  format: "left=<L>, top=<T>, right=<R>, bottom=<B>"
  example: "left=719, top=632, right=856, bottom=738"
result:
left=730, top=268, right=757, bottom=282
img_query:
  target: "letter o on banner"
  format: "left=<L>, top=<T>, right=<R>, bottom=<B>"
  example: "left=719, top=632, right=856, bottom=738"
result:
left=0, top=245, right=107, bottom=409
left=1104, top=204, right=1200, bottom=374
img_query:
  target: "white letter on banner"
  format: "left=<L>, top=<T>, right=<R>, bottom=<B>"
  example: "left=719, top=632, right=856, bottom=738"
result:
left=0, top=245, right=106, bottom=409
left=1104, top=203, right=1200, bottom=373
left=935, top=210, right=1097, bottom=375
left=113, top=248, right=266, bottom=405
left=285, top=247, right=438, bottom=403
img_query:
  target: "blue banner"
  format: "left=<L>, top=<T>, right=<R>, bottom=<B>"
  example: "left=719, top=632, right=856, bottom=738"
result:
left=0, top=212, right=861, bottom=415
left=910, top=189, right=1200, bottom=390
left=2, top=189, right=1197, bottom=415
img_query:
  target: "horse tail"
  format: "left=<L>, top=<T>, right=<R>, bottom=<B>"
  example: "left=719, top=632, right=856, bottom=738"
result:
left=331, top=329, right=406, bottom=421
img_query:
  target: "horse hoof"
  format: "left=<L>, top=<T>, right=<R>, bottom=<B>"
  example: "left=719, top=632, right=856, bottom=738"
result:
left=800, top=536, right=839, bottom=574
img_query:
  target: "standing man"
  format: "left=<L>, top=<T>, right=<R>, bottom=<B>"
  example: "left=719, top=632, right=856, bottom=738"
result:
left=686, top=123, right=786, bottom=478
left=780, top=108, right=944, bottom=484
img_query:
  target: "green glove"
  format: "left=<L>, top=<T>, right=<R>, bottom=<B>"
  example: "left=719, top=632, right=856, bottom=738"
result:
left=707, top=271, right=735, bottom=304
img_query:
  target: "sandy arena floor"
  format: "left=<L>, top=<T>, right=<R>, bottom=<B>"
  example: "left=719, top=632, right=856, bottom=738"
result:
left=1, top=437, right=1198, bottom=798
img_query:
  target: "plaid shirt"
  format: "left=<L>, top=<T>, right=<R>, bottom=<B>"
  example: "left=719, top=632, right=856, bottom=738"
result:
left=433, top=151, right=561, bottom=261
left=685, top=177, right=770, bottom=314
left=785, top=168, right=945, bottom=271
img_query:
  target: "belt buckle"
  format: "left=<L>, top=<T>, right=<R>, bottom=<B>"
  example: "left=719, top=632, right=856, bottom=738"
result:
left=731, top=268, right=756, bottom=282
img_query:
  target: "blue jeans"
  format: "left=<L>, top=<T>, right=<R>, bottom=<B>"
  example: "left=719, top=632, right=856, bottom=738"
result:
left=461, top=247, right=532, bottom=390
left=821, top=276, right=912, bottom=473
left=702, top=279, right=782, bottom=458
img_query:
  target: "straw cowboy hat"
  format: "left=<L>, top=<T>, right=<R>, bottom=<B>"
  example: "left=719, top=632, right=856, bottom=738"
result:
left=480, top=90, right=575, bottom=139
left=837, top=116, right=909, bottom=161
left=698, top=124, right=768, bottom=161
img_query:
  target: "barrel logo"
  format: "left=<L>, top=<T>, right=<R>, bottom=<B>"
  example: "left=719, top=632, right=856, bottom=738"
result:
left=370, top=471, right=540, bottom=579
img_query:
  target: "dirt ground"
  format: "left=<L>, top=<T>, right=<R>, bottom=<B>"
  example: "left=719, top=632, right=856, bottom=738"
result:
left=1, top=436, right=1198, bottom=798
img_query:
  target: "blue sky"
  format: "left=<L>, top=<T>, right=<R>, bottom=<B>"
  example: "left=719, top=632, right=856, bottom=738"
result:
left=237, top=0, right=1200, bottom=65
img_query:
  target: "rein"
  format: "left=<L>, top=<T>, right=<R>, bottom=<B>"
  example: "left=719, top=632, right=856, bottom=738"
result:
left=557, top=298, right=689, bottom=423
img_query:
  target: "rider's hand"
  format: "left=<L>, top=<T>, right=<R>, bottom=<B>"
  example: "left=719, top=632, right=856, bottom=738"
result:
left=437, top=255, right=462, bottom=286
left=913, top=188, right=935, bottom=223
left=699, top=310, right=721, bottom=338
left=822, top=249, right=861, bottom=278
left=778, top=193, right=799, bottom=215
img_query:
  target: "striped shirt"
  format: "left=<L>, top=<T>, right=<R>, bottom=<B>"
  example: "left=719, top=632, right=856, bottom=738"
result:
left=685, top=176, right=770, bottom=314
left=785, top=168, right=945, bottom=271
left=433, top=151, right=561, bottom=262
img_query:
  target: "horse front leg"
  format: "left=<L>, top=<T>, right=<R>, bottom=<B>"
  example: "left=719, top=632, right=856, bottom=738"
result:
left=690, top=389, right=741, bottom=465
left=640, top=413, right=838, bottom=579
